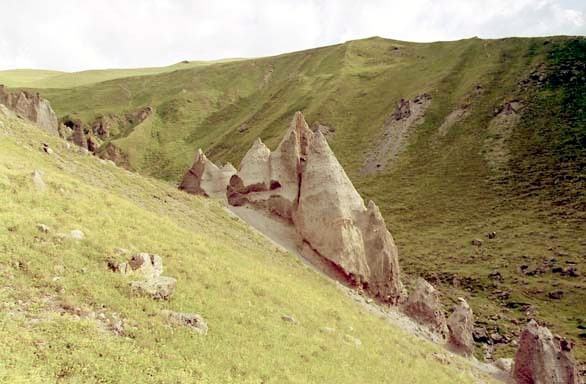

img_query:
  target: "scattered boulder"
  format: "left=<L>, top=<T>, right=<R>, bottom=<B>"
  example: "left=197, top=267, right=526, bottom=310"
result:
left=548, top=290, right=564, bottom=300
left=161, top=309, right=208, bottom=335
left=0, top=85, right=59, bottom=135
left=319, top=327, right=336, bottom=334
left=487, top=231, right=497, bottom=239
left=490, top=332, right=505, bottom=344
left=31, top=170, right=45, bottom=191
left=179, top=149, right=236, bottom=198
left=36, top=224, right=50, bottom=233
left=471, top=239, right=483, bottom=247
left=113, top=253, right=176, bottom=300
left=69, top=230, right=85, bottom=241
left=489, top=270, right=503, bottom=281
left=402, top=278, right=448, bottom=337
left=116, top=253, right=163, bottom=278
left=281, top=314, right=299, bottom=324
left=513, top=320, right=578, bottom=384
left=473, top=326, right=490, bottom=343
left=495, top=357, right=513, bottom=372
left=343, top=334, right=362, bottom=347
left=447, top=298, right=474, bottom=356
left=560, top=267, right=580, bottom=277
left=131, top=276, right=176, bottom=300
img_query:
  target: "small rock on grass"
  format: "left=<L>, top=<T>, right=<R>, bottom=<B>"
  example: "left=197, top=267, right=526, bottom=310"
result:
left=36, top=224, right=50, bottom=233
left=343, top=334, right=362, bottom=347
left=31, top=170, right=45, bottom=191
left=130, top=276, right=176, bottom=300
left=162, top=310, right=208, bottom=335
left=495, top=358, right=513, bottom=372
left=69, top=230, right=85, bottom=240
left=281, top=315, right=299, bottom=324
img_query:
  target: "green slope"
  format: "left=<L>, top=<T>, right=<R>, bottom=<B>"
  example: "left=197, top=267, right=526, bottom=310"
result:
left=0, top=100, right=494, bottom=383
left=0, top=59, right=243, bottom=89
left=0, top=69, right=65, bottom=87
left=9, top=35, right=586, bottom=361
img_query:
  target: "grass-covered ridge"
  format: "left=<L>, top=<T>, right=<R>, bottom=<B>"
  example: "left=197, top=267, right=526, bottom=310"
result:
left=0, top=59, right=242, bottom=89
left=0, top=105, right=492, bottom=382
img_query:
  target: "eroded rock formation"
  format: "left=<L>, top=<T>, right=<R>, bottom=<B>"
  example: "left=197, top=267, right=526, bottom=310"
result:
left=447, top=298, right=474, bottom=356
left=402, top=278, right=448, bottom=337
left=227, top=112, right=313, bottom=221
left=179, top=149, right=236, bottom=198
left=224, top=112, right=405, bottom=303
left=513, top=320, right=578, bottom=384
left=0, top=84, right=59, bottom=135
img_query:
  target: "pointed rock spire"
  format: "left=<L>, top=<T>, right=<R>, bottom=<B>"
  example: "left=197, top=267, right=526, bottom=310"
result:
left=447, top=298, right=474, bottom=356
left=402, top=278, right=447, bottom=336
left=514, top=320, right=578, bottom=384
left=179, top=149, right=235, bottom=198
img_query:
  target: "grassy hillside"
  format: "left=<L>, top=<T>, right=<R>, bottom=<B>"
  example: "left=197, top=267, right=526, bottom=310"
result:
left=8, top=36, right=586, bottom=361
left=0, top=102, right=495, bottom=383
left=0, top=69, right=65, bottom=87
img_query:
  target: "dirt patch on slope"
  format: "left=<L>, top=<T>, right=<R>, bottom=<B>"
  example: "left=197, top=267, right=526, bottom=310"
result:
left=363, top=94, right=432, bottom=174
left=484, top=101, right=522, bottom=172
left=438, top=106, right=470, bottom=136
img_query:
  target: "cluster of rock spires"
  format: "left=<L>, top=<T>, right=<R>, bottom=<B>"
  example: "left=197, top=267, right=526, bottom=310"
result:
left=182, top=112, right=405, bottom=304
left=180, top=111, right=581, bottom=382
left=0, top=85, right=59, bottom=135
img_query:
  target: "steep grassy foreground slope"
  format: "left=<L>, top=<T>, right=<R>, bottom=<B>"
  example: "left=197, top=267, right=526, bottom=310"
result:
left=7, top=36, right=585, bottom=361
left=0, top=109, right=493, bottom=382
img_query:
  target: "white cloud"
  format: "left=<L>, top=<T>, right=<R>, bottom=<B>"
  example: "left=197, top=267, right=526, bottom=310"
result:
left=0, top=0, right=583, bottom=71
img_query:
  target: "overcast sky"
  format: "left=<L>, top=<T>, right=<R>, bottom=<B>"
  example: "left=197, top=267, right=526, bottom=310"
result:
left=0, top=0, right=584, bottom=72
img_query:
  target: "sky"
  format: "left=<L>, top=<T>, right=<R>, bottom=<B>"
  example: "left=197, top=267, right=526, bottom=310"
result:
left=0, top=0, right=584, bottom=72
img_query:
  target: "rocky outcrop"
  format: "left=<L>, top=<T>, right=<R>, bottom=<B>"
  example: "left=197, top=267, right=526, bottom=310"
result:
left=0, top=85, right=58, bottom=135
left=513, top=320, right=578, bottom=384
left=224, top=112, right=405, bottom=303
left=98, top=142, right=131, bottom=169
left=447, top=298, right=474, bottom=356
left=180, top=149, right=236, bottom=198
left=402, top=278, right=448, bottom=337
